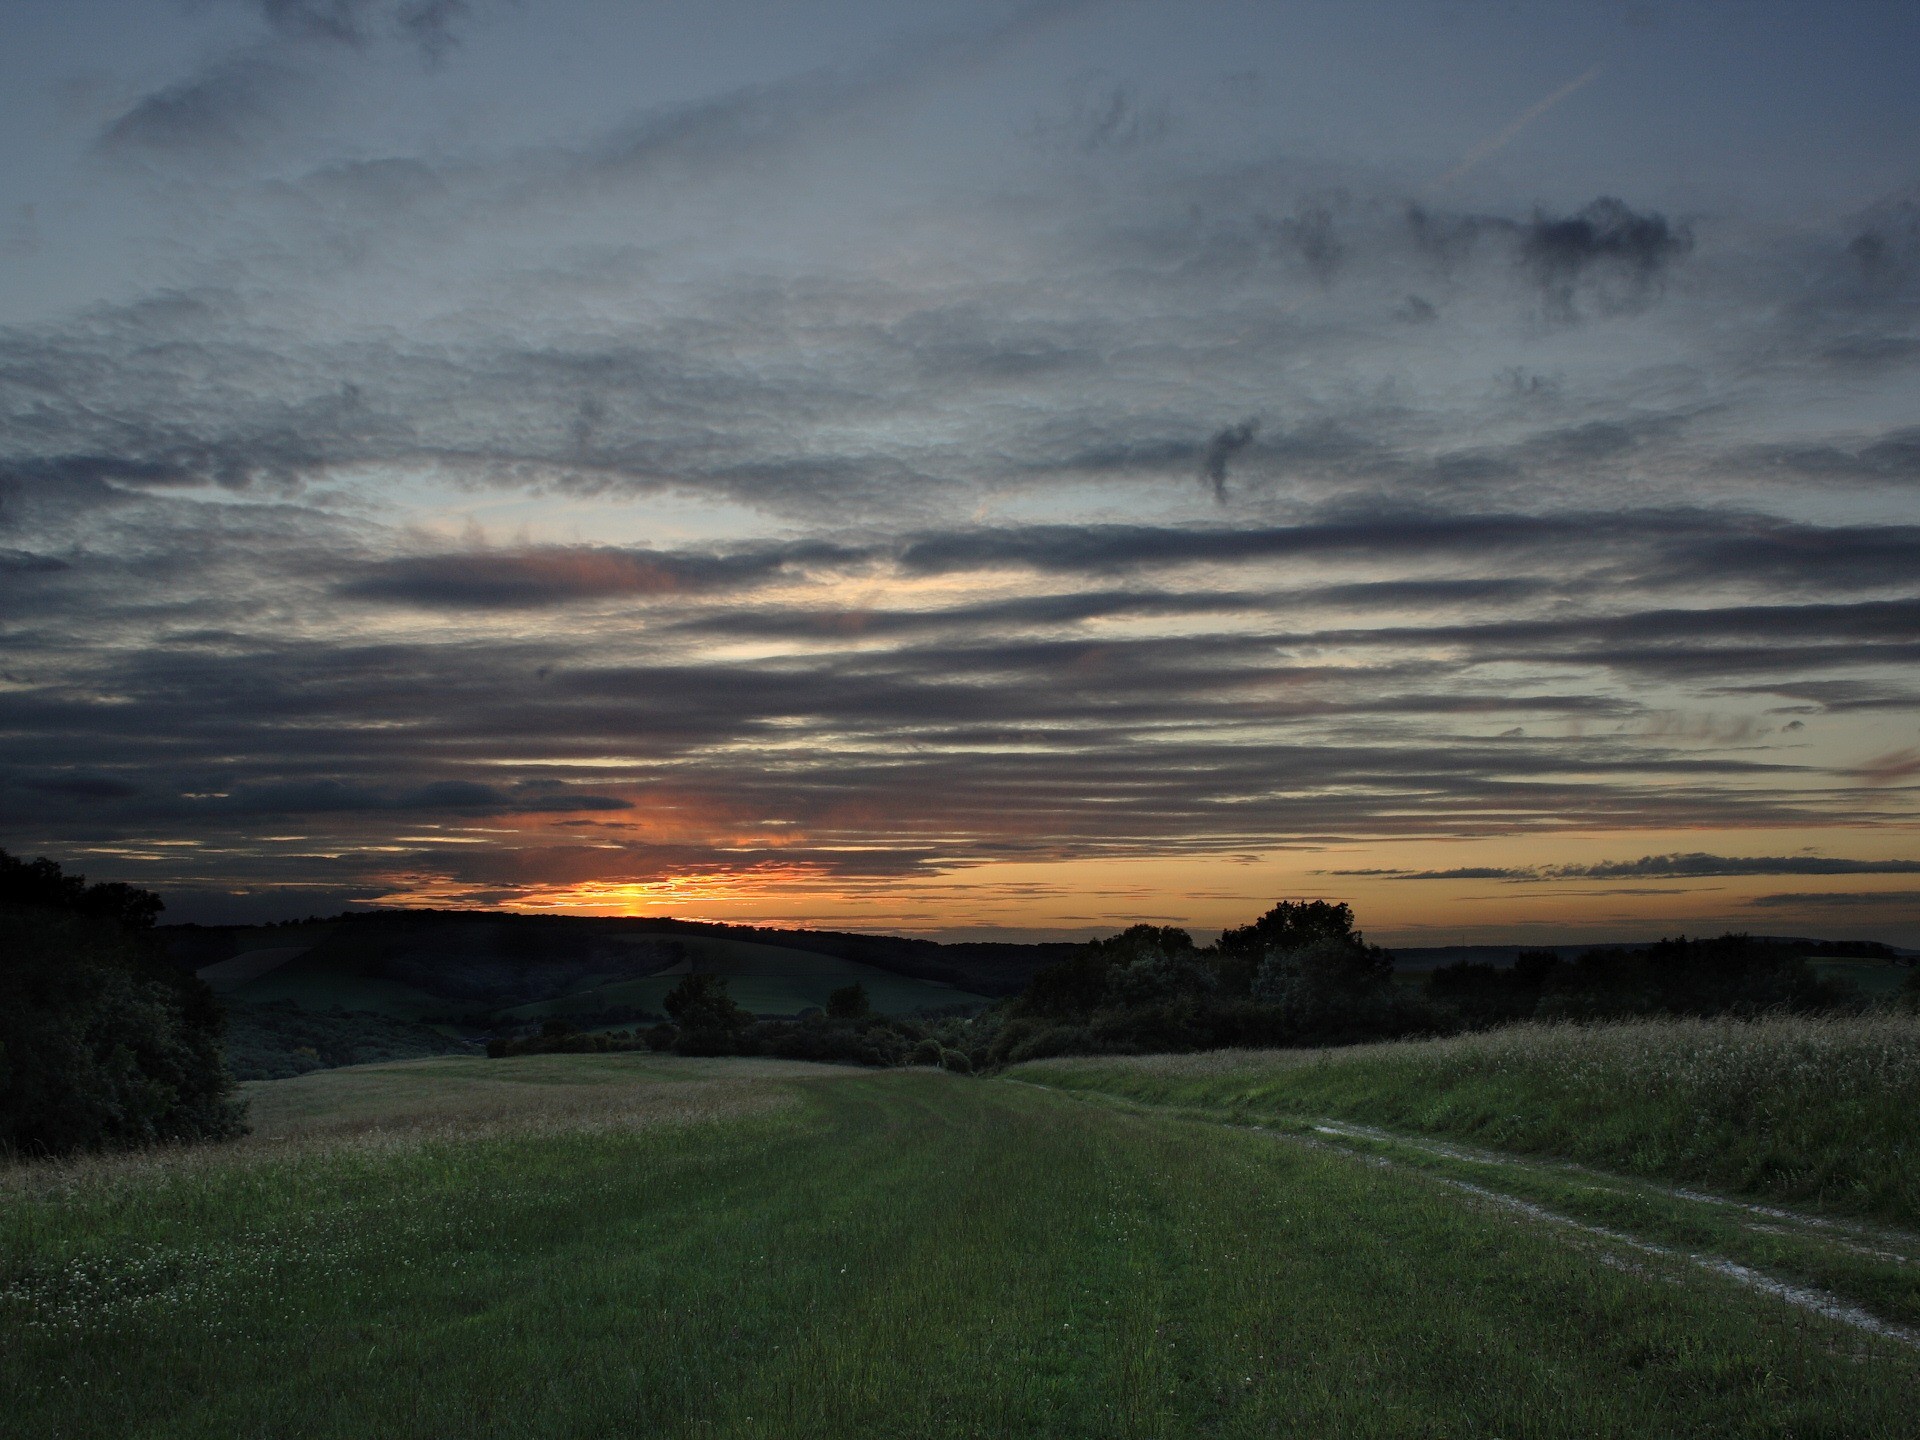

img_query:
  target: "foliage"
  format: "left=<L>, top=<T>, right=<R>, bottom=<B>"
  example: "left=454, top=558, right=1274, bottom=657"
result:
left=0, top=849, right=166, bottom=930
left=0, top=851, right=244, bottom=1156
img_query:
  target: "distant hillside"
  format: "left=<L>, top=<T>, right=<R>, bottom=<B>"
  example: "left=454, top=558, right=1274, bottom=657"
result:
left=160, top=909, right=1072, bottom=1076
left=163, top=910, right=1075, bottom=999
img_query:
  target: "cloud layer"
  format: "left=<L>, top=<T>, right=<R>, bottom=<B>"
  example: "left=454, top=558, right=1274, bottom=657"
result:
left=2, top=2, right=1917, bottom=934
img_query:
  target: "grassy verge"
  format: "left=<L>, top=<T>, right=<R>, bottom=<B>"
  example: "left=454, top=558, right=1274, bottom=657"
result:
left=1013, top=1014, right=1920, bottom=1226
left=3, top=1055, right=1916, bottom=1437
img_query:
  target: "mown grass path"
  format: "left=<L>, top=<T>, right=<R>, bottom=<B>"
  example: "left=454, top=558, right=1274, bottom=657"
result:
left=5, top=1057, right=1918, bottom=1437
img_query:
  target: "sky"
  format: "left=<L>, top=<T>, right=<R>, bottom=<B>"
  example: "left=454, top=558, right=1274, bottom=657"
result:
left=2, top=0, right=1918, bottom=944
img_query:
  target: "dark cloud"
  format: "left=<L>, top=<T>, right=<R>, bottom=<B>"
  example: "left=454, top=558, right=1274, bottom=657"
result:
left=1738, top=428, right=1920, bottom=486
left=0, top=550, right=69, bottom=575
left=898, top=512, right=1590, bottom=574
left=339, top=542, right=859, bottom=609
left=21, top=774, right=142, bottom=801
left=1344, top=854, right=1920, bottom=881
left=577, top=2, right=1087, bottom=186
left=1747, top=890, right=1920, bottom=910
left=1844, top=199, right=1920, bottom=290
left=220, top=779, right=629, bottom=814
left=1519, top=197, right=1692, bottom=319
left=97, top=1, right=486, bottom=165
left=1199, top=419, right=1258, bottom=501
left=1029, top=75, right=1173, bottom=154
left=1266, top=203, right=1346, bottom=285
left=95, top=52, right=305, bottom=162
left=255, top=0, right=478, bottom=58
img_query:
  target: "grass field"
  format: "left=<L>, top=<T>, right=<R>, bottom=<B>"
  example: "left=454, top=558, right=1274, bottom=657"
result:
left=5, top=1051, right=1919, bottom=1437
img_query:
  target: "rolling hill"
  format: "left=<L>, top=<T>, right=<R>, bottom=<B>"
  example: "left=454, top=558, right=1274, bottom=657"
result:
left=166, top=910, right=1028, bottom=1077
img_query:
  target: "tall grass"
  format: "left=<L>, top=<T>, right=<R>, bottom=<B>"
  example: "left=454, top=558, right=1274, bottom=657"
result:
left=1017, top=1013, right=1920, bottom=1226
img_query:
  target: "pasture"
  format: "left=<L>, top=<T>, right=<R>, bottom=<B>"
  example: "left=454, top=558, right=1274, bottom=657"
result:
left=5, top=1045, right=1919, bottom=1437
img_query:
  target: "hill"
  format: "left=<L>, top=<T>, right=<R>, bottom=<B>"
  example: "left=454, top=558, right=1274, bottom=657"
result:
left=161, top=910, right=1065, bottom=1077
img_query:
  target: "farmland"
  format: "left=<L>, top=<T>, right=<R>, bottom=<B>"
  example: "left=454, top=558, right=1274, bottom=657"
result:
left=6, top=1044, right=1919, bottom=1438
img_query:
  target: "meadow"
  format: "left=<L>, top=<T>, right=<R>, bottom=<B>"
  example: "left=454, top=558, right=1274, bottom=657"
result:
left=4, top=1044, right=1919, bottom=1438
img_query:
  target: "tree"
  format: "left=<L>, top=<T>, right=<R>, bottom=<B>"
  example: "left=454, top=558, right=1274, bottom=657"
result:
left=826, top=982, right=871, bottom=1020
left=0, top=850, right=244, bottom=1156
left=1252, top=933, right=1398, bottom=1036
left=662, top=972, right=749, bottom=1054
left=1215, top=901, right=1360, bottom=995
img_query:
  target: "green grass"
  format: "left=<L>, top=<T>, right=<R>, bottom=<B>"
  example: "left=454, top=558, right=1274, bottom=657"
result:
left=4, top=1055, right=1917, bottom=1437
left=1014, top=1013, right=1920, bottom=1227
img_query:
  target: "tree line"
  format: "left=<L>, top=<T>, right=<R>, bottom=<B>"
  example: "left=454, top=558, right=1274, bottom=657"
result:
left=498, top=900, right=1913, bottom=1073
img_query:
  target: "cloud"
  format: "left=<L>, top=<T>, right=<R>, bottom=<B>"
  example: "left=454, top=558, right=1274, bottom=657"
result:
left=1028, top=74, right=1173, bottom=154
left=4, top=11, right=1918, bottom=923
left=22, top=774, right=142, bottom=801
left=221, top=779, right=630, bottom=814
left=573, top=1, right=1087, bottom=187
left=1738, top=428, right=1920, bottom=486
left=97, top=1, right=487, bottom=166
left=1747, top=890, right=1920, bottom=909
left=1338, top=854, right=1920, bottom=881
left=1199, top=419, right=1259, bottom=501
left=1519, top=197, right=1693, bottom=319
left=338, top=543, right=859, bottom=609
left=255, top=0, right=480, bottom=58
left=95, top=50, right=308, bottom=163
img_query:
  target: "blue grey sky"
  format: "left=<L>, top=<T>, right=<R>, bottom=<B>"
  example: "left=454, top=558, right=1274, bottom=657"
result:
left=2, top=1, right=1917, bottom=941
